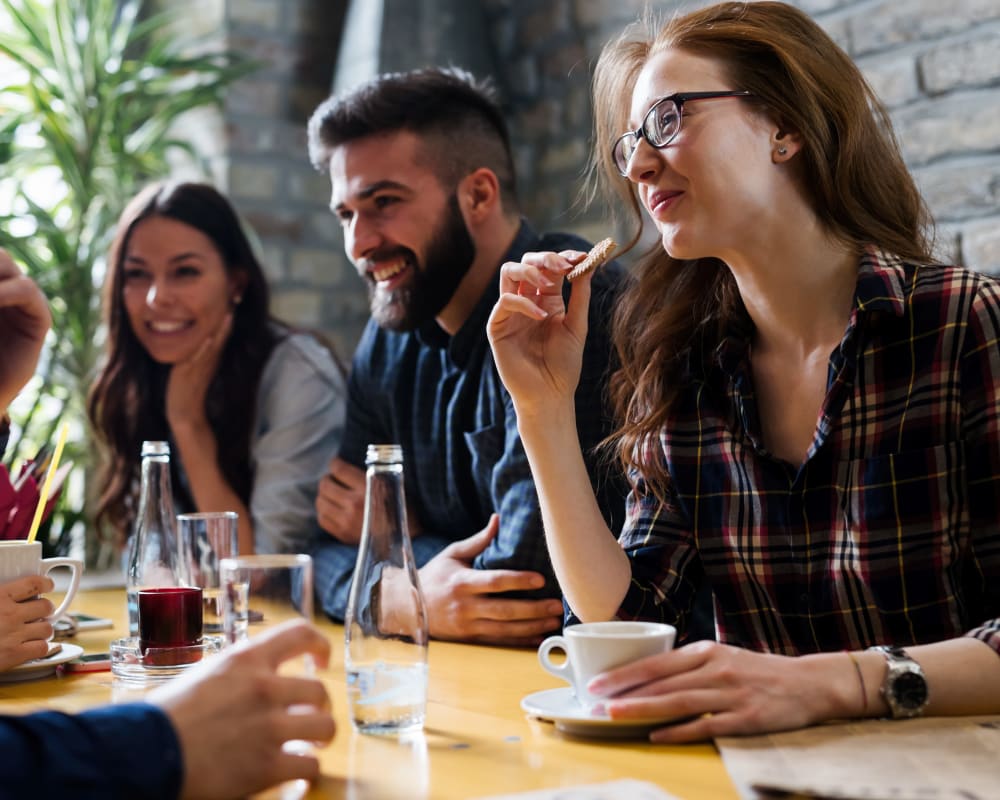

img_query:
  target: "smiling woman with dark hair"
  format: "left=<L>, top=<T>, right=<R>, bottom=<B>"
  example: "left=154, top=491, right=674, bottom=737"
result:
left=88, top=181, right=346, bottom=556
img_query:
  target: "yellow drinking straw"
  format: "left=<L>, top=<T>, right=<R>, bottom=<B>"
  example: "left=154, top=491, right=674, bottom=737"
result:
left=26, top=422, right=69, bottom=544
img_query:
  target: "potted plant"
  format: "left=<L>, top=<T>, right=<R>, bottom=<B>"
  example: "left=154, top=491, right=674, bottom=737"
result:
left=0, top=0, right=254, bottom=566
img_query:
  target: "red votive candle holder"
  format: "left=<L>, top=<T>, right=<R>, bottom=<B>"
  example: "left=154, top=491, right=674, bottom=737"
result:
left=138, top=587, right=203, bottom=665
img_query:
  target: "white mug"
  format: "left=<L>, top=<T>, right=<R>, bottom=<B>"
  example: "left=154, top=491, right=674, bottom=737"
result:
left=0, top=540, right=83, bottom=621
left=538, top=620, right=676, bottom=710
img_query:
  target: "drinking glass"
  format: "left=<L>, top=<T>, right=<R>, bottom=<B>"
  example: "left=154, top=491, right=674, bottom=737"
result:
left=220, top=554, right=316, bottom=799
left=177, top=512, right=238, bottom=634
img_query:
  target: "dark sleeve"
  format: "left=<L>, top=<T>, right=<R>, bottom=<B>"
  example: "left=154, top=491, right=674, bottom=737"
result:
left=337, top=322, right=391, bottom=469
left=575, top=261, right=630, bottom=537
left=0, top=703, right=183, bottom=799
left=471, top=260, right=630, bottom=597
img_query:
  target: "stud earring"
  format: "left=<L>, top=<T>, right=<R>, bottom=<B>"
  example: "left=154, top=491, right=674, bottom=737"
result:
left=777, top=146, right=788, bottom=156
left=232, top=294, right=243, bottom=306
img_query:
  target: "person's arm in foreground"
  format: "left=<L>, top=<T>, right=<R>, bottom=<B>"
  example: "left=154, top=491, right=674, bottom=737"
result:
left=0, top=620, right=335, bottom=800
left=0, top=250, right=59, bottom=670
left=0, top=249, right=50, bottom=417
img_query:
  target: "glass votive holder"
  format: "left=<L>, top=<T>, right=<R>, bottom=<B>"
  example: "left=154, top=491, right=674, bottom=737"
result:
left=110, top=635, right=225, bottom=685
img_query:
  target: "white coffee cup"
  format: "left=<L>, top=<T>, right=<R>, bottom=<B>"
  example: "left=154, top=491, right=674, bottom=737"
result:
left=538, top=620, right=676, bottom=710
left=0, top=540, right=83, bottom=622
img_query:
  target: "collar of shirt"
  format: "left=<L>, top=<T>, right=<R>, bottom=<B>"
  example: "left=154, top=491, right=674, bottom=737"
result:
left=713, top=245, right=914, bottom=381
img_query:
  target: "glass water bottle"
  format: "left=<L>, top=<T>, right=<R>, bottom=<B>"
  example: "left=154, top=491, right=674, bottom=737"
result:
left=126, top=440, right=183, bottom=636
left=345, top=444, right=429, bottom=735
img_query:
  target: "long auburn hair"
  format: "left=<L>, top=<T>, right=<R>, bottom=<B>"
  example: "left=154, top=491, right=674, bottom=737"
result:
left=87, top=181, right=282, bottom=543
left=590, top=1, right=934, bottom=501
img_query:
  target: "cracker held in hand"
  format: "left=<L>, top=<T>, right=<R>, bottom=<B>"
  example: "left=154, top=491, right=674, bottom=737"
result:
left=567, top=237, right=616, bottom=282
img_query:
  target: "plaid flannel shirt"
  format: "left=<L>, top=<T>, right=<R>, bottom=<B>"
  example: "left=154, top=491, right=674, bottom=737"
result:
left=615, top=248, right=1000, bottom=657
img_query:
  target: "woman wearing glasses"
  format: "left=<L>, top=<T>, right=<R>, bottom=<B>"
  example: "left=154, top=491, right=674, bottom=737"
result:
left=488, top=1, right=1000, bottom=740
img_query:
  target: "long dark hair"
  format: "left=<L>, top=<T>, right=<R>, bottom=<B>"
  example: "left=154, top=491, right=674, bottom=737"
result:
left=87, top=181, right=282, bottom=543
left=590, top=2, right=935, bottom=501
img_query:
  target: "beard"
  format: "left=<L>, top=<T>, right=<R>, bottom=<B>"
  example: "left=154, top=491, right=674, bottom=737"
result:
left=368, top=193, right=476, bottom=331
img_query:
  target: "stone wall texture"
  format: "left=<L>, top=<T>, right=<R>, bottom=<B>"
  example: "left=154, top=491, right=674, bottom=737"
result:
left=190, top=0, right=1000, bottom=354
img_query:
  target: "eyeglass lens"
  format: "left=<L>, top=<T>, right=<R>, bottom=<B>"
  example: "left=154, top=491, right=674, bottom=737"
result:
left=614, top=97, right=680, bottom=174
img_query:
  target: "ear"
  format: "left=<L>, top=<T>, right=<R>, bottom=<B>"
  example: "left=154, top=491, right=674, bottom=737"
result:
left=228, top=270, right=249, bottom=306
left=456, top=167, right=501, bottom=225
left=771, top=126, right=803, bottom=163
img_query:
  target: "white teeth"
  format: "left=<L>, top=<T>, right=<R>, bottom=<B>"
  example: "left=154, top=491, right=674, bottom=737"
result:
left=372, top=261, right=407, bottom=282
left=149, top=320, right=188, bottom=333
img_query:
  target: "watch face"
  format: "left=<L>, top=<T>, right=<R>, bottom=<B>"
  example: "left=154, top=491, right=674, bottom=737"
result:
left=893, top=669, right=928, bottom=710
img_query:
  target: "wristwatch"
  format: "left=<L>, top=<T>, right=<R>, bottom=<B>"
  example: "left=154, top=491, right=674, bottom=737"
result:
left=868, top=645, right=929, bottom=718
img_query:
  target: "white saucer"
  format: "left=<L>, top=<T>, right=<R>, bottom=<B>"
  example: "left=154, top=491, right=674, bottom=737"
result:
left=0, top=643, right=85, bottom=683
left=521, top=687, right=678, bottom=739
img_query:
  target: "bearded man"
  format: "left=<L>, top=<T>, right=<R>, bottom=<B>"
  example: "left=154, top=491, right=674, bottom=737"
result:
left=306, top=67, right=626, bottom=646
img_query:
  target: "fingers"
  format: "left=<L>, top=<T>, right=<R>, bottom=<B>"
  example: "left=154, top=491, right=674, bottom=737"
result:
left=264, top=750, right=323, bottom=786
left=470, top=595, right=564, bottom=623
left=259, top=675, right=333, bottom=718
left=11, top=601, right=56, bottom=629
left=11, top=637, right=50, bottom=664
left=270, top=705, right=337, bottom=746
left=589, top=641, right=714, bottom=698
left=2, top=575, right=55, bottom=602
left=442, top=514, right=499, bottom=560
left=455, top=567, right=549, bottom=595
left=498, top=250, right=585, bottom=294
left=244, top=619, right=332, bottom=672
left=329, top=458, right=365, bottom=489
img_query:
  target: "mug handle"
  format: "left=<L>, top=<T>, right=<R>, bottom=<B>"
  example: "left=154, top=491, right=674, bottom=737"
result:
left=537, top=635, right=571, bottom=681
left=39, top=557, right=83, bottom=619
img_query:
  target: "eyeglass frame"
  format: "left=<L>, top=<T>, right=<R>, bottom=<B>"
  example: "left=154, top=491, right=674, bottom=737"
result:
left=612, top=90, right=753, bottom=177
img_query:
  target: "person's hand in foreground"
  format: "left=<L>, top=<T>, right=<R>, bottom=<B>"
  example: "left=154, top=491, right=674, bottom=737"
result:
left=0, top=249, right=51, bottom=413
left=0, top=576, right=55, bottom=671
left=148, top=619, right=336, bottom=800
left=414, top=514, right=564, bottom=647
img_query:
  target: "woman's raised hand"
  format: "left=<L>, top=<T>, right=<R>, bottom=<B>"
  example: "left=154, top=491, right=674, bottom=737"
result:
left=487, top=249, right=594, bottom=419
left=165, top=312, right=233, bottom=431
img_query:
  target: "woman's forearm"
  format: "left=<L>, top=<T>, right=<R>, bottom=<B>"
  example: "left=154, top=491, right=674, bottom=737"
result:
left=516, top=408, right=631, bottom=620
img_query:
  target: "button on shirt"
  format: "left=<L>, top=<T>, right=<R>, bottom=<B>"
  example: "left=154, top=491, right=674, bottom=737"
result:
left=615, top=248, right=1000, bottom=657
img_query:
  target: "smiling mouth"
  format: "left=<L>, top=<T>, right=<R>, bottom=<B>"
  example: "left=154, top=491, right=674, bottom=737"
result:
left=146, top=320, right=193, bottom=333
left=370, top=259, right=410, bottom=283
left=649, top=191, right=682, bottom=214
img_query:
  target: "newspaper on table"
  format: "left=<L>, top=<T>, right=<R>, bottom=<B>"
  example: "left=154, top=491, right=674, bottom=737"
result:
left=476, top=779, right=683, bottom=800
left=717, top=715, right=1000, bottom=800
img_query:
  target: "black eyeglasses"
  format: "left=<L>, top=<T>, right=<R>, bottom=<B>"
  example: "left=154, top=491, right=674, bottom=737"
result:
left=611, top=91, right=753, bottom=177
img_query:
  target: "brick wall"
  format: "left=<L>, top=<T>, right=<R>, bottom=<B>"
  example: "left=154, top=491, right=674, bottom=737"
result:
left=168, top=0, right=1000, bottom=354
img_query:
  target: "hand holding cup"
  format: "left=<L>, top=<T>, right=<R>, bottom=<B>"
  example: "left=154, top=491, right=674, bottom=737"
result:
left=538, top=621, right=676, bottom=712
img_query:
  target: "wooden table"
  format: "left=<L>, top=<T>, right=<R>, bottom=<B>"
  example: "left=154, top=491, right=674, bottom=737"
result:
left=0, top=589, right=739, bottom=799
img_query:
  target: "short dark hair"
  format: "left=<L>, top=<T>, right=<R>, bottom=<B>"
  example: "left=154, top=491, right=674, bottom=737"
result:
left=307, top=66, right=519, bottom=213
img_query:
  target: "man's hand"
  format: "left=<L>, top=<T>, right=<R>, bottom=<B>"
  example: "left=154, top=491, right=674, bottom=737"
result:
left=316, top=457, right=366, bottom=543
left=151, top=619, right=336, bottom=800
left=0, top=576, right=55, bottom=671
left=0, top=250, right=51, bottom=412
left=417, top=515, right=564, bottom=647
